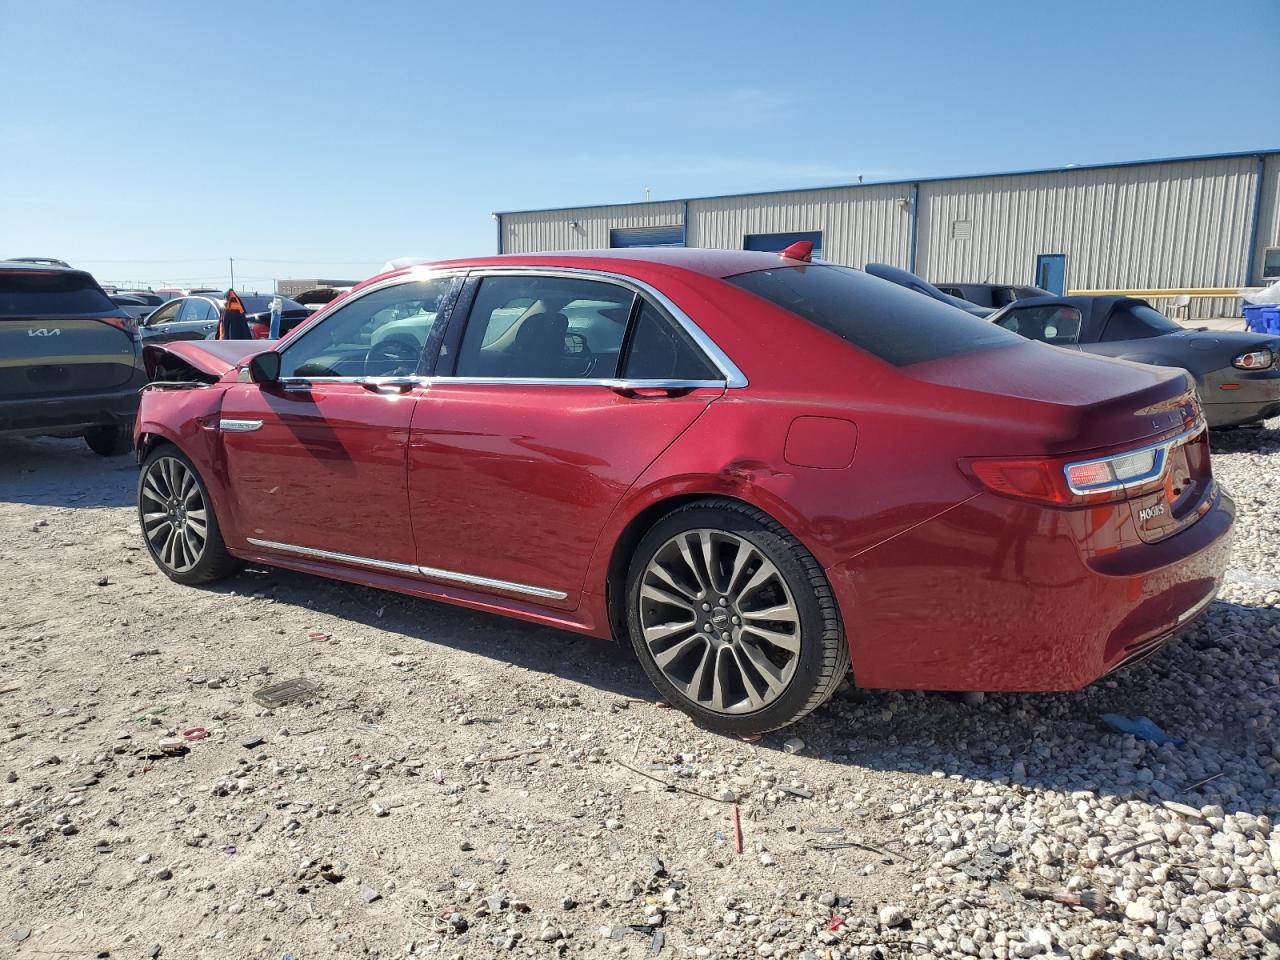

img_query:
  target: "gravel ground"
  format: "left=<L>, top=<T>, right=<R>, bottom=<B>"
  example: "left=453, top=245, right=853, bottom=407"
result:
left=1, top=422, right=1278, bottom=959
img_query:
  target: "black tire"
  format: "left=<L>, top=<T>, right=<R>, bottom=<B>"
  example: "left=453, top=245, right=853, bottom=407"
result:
left=84, top=425, right=132, bottom=457
left=625, top=499, right=849, bottom=736
left=137, top=444, right=242, bottom=585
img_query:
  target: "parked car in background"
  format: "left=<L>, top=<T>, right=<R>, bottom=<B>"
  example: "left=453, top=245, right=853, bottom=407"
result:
left=293, top=286, right=353, bottom=313
left=863, top=263, right=995, bottom=317
left=935, top=282, right=1052, bottom=309
left=0, top=261, right=143, bottom=455
left=110, top=292, right=165, bottom=322
left=140, top=293, right=310, bottom=343
left=135, top=248, right=1231, bottom=735
left=5, top=256, right=72, bottom=268
left=990, top=295, right=1280, bottom=428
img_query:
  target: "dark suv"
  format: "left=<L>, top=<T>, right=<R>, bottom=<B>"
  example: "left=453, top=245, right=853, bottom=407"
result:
left=0, top=263, right=145, bottom=455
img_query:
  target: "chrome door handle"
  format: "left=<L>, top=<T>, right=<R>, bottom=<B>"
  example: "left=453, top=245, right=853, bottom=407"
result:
left=355, top=377, right=420, bottom=394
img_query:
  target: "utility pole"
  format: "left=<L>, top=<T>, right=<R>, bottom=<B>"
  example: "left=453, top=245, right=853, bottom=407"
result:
left=229, top=257, right=235, bottom=290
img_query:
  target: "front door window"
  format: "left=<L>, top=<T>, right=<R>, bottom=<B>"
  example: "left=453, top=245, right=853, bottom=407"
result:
left=279, top=277, right=455, bottom=379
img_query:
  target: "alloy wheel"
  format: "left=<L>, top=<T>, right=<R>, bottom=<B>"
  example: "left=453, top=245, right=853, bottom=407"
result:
left=140, top=456, right=208, bottom=573
left=638, top=529, right=801, bottom=714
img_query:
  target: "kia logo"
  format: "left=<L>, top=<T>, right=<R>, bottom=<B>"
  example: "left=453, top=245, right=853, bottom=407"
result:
left=28, top=329, right=60, bottom=337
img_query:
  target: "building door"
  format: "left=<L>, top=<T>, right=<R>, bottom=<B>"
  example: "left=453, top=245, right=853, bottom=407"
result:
left=1034, top=254, right=1067, bottom=295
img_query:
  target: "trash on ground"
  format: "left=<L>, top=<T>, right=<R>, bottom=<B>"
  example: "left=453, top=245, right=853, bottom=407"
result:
left=252, top=678, right=321, bottom=708
left=1020, top=886, right=1106, bottom=915
left=1100, top=713, right=1185, bottom=746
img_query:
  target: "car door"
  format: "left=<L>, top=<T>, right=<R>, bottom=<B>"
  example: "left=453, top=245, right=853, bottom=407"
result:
left=172, top=297, right=219, bottom=340
left=406, top=270, right=732, bottom=609
left=219, top=274, right=458, bottom=566
left=139, top=299, right=182, bottom=341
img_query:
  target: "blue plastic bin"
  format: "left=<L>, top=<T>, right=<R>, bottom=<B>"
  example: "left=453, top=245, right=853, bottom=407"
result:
left=1269, top=307, right=1280, bottom=335
left=1243, top=303, right=1268, bottom=332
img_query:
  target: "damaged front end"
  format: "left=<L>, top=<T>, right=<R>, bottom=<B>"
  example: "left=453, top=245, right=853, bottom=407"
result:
left=142, top=339, right=272, bottom=387
left=135, top=340, right=268, bottom=463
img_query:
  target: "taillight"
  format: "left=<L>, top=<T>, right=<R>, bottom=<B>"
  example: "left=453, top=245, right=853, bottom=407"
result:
left=962, top=425, right=1203, bottom=507
left=99, top=315, right=139, bottom=340
left=1233, top=349, right=1272, bottom=370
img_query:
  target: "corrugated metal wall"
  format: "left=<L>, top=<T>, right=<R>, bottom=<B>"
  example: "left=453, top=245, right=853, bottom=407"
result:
left=687, top=185, right=909, bottom=267
left=916, top=156, right=1258, bottom=291
left=499, top=153, right=1277, bottom=318
left=1253, top=154, right=1280, bottom=284
left=502, top=202, right=683, bottom=253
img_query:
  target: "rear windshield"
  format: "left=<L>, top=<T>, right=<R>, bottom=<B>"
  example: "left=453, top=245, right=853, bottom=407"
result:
left=0, top=271, right=116, bottom=317
left=725, top=264, right=1019, bottom=366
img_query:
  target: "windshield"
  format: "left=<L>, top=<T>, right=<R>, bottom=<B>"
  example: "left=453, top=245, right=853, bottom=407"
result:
left=726, top=264, right=1020, bottom=366
left=0, top=271, right=117, bottom=317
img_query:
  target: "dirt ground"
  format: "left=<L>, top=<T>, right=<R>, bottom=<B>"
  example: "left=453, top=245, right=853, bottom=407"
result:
left=1, top=432, right=1278, bottom=960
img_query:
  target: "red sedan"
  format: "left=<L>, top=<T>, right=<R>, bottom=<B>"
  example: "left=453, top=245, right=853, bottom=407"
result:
left=134, top=247, right=1233, bottom=735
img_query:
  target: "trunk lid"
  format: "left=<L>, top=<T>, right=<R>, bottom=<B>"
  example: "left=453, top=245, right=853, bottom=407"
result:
left=910, top=341, right=1199, bottom=452
left=0, top=269, right=138, bottom=399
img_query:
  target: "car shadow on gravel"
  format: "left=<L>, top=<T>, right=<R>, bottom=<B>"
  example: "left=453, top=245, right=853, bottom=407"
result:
left=1209, top=422, right=1280, bottom=454
left=205, top=564, right=657, bottom=702
left=200, top=559, right=1279, bottom=818
left=790, top=597, right=1279, bottom=817
left=0, top=436, right=135, bottom=508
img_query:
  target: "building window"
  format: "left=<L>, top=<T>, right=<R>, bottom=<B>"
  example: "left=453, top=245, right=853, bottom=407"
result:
left=951, top=220, right=973, bottom=240
left=1263, top=247, right=1280, bottom=281
left=742, top=231, right=824, bottom=260
left=609, top=225, right=684, bottom=248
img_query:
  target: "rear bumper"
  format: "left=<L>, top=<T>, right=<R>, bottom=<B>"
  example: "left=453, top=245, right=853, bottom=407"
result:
left=1201, top=367, right=1280, bottom=427
left=826, top=486, right=1234, bottom=692
left=0, top=380, right=142, bottom=437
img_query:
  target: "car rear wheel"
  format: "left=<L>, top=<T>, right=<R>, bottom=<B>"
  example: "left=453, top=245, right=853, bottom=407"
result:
left=84, top=425, right=131, bottom=457
left=625, top=500, right=849, bottom=736
left=138, top=445, right=242, bottom=585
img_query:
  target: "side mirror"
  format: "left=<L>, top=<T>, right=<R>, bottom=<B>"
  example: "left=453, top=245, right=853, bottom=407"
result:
left=248, top=352, right=282, bottom=383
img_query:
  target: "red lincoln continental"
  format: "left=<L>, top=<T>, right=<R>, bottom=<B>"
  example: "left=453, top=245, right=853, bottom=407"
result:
left=134, top=245, right=1232, bottom=735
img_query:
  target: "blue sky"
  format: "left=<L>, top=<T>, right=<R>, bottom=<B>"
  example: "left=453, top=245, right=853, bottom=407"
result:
left=0, top=0, right=1275, bottom=290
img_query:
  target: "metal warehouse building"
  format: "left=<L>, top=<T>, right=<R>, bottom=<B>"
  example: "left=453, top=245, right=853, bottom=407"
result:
left=495, top=149, right=1280, bottom=319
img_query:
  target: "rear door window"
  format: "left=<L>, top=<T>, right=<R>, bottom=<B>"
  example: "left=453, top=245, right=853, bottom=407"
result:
left=994, top=304, right=1083, bottom=345
left=178, top=299, right=217, bottom=324
left=0, top=271, right=116, bottom=316
left=726, top=264, right=1019, bottom=366
left=622, top=300, right=720, bottom=381
left=454, top=275, right=635, bottom=379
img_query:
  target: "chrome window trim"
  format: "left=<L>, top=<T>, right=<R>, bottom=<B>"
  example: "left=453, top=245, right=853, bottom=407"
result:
left=245, top=537, right=568, bottom=601
left=274, top=375, right=726, bottom=390
left=456, top=266, right=748, bottom=388
left=272, top=268, right=466, bottom=374
left=1063, top=423, right=1204, bottom=495
left=257, top=265, right=746, bottom=389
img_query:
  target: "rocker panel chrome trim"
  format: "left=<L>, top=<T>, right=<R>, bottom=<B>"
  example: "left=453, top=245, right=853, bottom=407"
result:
left=244, top=538, right=568, bottom=600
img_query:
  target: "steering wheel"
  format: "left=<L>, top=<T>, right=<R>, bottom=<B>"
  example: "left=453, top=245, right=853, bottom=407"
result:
left=364, top=335, right=422, bottom=377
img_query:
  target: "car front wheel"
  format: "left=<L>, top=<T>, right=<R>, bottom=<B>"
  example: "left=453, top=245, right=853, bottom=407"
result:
left=137, top=445, right=242, bottom=585
left=625, top=500, right=849, bottom=736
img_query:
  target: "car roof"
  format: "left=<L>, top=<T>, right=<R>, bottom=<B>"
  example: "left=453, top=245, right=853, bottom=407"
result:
left=0, top=260, right=81, bottom=274
left=391, top=248, right=808, bottom=281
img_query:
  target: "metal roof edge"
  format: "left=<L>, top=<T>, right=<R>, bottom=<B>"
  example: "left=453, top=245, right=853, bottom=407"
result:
left=492, top=147, right=1280, bottom=217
